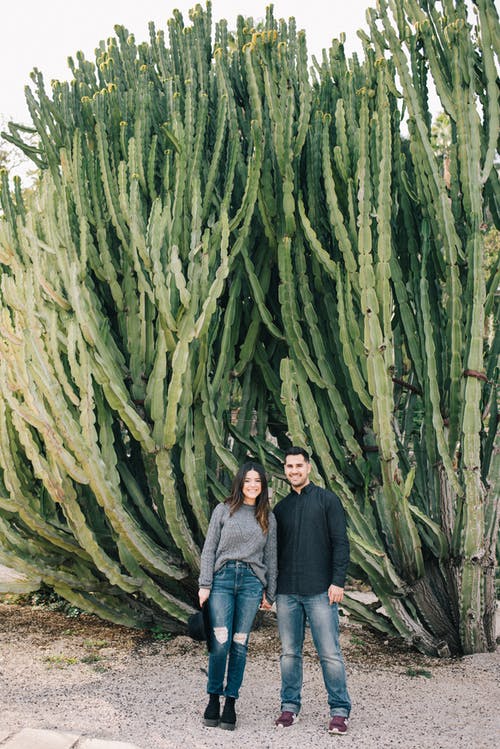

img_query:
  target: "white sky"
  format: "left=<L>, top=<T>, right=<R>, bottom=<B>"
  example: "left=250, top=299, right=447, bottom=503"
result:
left=1, top=0, right=373, bottom=124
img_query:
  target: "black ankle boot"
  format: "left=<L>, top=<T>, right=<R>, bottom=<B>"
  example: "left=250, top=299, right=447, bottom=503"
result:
left=220, top=696, right=236, bottom=730
left=203, top=693, right=220, bottom=727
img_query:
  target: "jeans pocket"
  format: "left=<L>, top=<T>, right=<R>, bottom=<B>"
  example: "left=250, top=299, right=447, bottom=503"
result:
left=246, top=569, right=264, bottom=594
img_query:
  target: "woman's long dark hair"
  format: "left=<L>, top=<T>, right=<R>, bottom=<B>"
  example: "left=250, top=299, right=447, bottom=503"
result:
left=225, top=462, right=270, bottom=533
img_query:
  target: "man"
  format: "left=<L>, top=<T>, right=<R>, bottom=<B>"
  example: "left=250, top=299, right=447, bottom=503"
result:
left=273, top=446, right=351, bottom=734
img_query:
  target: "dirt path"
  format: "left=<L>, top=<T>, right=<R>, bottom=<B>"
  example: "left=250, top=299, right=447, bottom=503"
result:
left=0, top=600, right=498, bottom=749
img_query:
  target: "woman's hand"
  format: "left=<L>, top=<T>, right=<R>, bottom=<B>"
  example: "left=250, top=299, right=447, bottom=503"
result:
left=260, top=593, right=272, bottom=611
left=198, top=587, right=210, bottom=607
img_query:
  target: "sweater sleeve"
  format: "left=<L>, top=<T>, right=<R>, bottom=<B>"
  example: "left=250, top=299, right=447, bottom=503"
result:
left=198, top=503, right=225, bottom=589
left=263, top=513, right=278, bottom=603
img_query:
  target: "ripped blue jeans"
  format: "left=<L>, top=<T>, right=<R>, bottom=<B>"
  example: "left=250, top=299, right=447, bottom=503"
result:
left=207, top=561, right=263, bottom=698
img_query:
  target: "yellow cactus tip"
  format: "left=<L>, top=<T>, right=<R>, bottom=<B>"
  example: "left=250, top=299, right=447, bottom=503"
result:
left=127, top=35, right=135, bottom=45
left=214, top=47, right=223, bottom=58
left=140, top=64, right=148, bottom=72
left=81, top=96, right=91, bottom=103
left=120, top=120, right=127, bottom=127
left=107, top=83, right=116, bottom=92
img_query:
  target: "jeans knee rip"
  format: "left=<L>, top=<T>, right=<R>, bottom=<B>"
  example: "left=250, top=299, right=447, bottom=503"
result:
left=213, top=626, right=228, bottom=644
left=233, top=632, right=247, bottom=645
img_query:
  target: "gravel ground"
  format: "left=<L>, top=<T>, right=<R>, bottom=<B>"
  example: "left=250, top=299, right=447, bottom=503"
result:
left=0, top=600, right=499, bottom=749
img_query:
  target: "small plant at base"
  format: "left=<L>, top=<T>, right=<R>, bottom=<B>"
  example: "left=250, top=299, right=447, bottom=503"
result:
left=349, top=635, right=367, bottom=649
left=92, top=663, right=110, bottom=673
left=405, top=667, right=432, bottom=678
left=28, top=586, right=83, bottom=618
left=150, top=625, right=173, bottom=642
left=44, top=654, right=79, bottom=668
left=80, top=653, right=104, bottom=664
left=83, top=639, right=109, bottom=649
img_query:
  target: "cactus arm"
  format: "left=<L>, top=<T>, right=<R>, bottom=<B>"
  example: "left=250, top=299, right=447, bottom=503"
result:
left=155, top=448, right=202, bottom=573
left=278, top=237, right=324, bottom=387
left=240, top=245, right=284, bottom=340
left=321, top=117, right=359, bottom=283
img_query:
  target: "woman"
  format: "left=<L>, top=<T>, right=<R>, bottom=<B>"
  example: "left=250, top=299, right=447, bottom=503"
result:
left=198, top=461, right=277, bottom=730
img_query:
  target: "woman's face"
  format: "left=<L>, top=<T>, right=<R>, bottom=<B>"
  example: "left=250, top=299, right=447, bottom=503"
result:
left=242, top=469, right=262, bottom=504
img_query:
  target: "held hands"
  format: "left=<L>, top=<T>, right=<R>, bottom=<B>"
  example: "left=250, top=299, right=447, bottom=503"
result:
left=198, top=587, right=210, bottom=607
left=328, top=584, right=345, bottom=605
left=260, top=593, right=272, bottom=611
left=199, top=587, right=273, bottom=609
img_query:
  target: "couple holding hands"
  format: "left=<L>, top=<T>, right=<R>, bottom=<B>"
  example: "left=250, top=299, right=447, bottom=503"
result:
left=196, top=447, right=351, bottom=735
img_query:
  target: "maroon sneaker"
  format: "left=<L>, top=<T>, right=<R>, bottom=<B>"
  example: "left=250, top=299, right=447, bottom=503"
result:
left=275, top=711, right=299, bottom=728
left=328, top=715, right=349, bottom=734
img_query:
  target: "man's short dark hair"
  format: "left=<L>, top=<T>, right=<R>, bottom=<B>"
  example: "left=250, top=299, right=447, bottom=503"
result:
left=284, top=446, right=310, bottom=462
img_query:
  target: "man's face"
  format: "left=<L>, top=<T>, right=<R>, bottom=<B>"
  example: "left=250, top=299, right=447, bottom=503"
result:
left=284, top=454, right=312, bottom=492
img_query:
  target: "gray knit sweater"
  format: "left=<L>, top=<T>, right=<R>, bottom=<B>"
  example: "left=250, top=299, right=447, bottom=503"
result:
left=198, top=502, right=278, bottom=602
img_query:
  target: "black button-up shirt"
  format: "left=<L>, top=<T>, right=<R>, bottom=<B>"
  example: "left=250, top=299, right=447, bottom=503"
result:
left=273, top=482, right=349, bottom=595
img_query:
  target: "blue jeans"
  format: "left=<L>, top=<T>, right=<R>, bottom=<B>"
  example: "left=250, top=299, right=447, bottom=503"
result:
left=207, top=561, right=263, bottom=698
left=276, top=592, right=351, bottom=717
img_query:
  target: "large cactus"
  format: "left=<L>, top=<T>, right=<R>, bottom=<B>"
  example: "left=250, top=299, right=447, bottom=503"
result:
left=0, top=1, right=498, bottom=654
left=0, top=4, right=260, bottom=629
left=273, top=0, right=499, bottom=654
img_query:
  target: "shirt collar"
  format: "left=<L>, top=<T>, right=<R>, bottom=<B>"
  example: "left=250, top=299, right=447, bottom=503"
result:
left=290, top=481, right=314, bottom=497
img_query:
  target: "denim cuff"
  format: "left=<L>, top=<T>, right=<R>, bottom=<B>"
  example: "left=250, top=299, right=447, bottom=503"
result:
left=281, top=703, right=300, bottom=715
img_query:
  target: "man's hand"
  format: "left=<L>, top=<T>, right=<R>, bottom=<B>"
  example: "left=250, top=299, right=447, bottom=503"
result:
left=198, top=587, right=210, bottom=607
left=328, top=584, right=344, bottom=604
